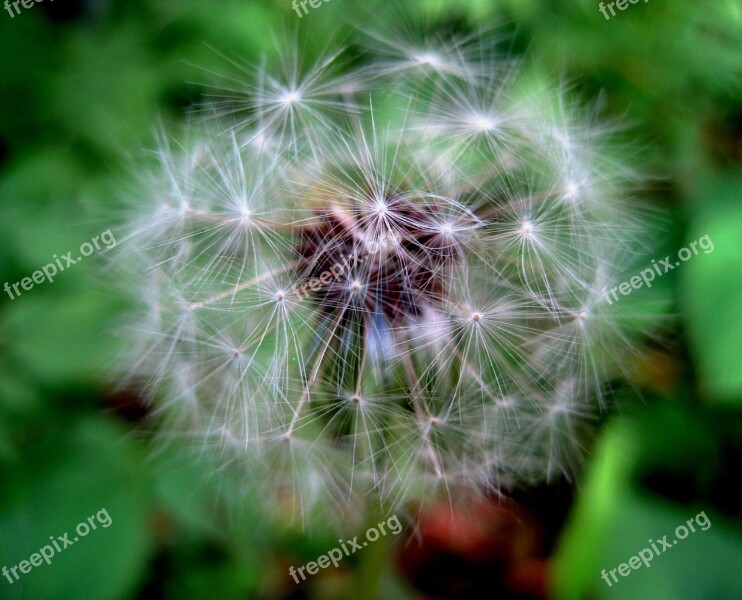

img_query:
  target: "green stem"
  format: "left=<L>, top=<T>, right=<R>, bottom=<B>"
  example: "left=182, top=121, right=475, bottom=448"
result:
left=351, top=508, right=398, bottom=600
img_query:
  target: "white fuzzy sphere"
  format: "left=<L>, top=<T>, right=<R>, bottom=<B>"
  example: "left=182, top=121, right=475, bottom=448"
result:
left=115, top=25, right=651, bottom=525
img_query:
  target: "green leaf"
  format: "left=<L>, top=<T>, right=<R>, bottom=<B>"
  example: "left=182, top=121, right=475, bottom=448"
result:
left=0, top=417, right=153, bottom=600
left=552, top=407, right=742, bottom=600
left=682, top=174, right=742, bottom=403
left=2, top=289, right=125, bottom=387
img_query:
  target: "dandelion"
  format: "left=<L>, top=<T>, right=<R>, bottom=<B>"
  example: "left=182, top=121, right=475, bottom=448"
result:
left=115, top=23, right=653, bottom=526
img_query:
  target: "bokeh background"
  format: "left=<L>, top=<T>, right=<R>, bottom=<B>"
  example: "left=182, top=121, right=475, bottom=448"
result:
left=0, top=1, right=740, bottom=599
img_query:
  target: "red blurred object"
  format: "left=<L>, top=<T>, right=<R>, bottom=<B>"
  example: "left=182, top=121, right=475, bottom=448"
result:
left=398, top=497, right=551, bottom=600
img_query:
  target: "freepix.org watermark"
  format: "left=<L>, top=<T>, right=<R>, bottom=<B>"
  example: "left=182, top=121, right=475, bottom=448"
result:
left=289, top=514, right=402, bottom=583
left=601, top=510, right=711, bottom=588
left=2, top=508, right=113, bottom=586
left=4, top=0, right=53, bottom=19
left=292, top=0, right=338, bottom=18
left=291, top=230, right=399, bottom=302
left=602, top=234, right=714, bottom=305
left=3, top=229, right=117, bottom=301
left=598, top=0, right=650, bottom=21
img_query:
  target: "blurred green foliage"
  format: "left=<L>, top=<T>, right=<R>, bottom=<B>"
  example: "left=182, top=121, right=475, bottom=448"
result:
left=0, top=1, right=740, bottom=598
left=554, top=405, right=742, bottom=600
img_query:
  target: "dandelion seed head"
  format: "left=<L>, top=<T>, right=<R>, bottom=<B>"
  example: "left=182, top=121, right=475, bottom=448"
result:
left=114, top=21, right=656, bottom=527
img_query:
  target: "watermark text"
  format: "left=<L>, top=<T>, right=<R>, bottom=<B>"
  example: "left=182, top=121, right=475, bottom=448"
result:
left=3, top=229, right=117, bottom=301
left=601, top=510, right=711, bottom=587
left=3, top=508, right=113, bottom=585
left=602, top=234, right=714, bottom=304
left=289, top=514, right=402, bottom=583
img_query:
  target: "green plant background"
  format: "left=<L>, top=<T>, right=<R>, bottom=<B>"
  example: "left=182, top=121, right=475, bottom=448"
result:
left=0, top=1, right=740, bottom=599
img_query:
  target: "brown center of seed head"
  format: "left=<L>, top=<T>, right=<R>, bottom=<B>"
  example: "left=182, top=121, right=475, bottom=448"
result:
left=296, top=194, right=457, bottom=324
